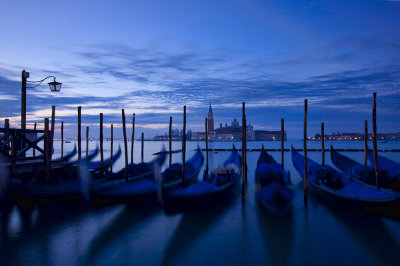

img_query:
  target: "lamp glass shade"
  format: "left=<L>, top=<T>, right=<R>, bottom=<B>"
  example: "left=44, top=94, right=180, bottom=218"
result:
left=48, top=81, right=62, bottom=92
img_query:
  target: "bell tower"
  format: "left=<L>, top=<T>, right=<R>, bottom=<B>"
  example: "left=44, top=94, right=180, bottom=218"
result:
left=207, top=102, right=214, bottom=133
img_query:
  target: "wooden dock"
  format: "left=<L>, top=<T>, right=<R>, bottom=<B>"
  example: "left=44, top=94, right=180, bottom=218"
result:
left=8, top=159, right=65, bottom=175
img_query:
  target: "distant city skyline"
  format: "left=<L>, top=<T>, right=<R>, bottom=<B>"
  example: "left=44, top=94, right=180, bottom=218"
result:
left=1, top=0, right=400, bottom=139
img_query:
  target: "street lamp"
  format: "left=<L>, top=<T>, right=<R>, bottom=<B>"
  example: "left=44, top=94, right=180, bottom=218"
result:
left=21, top=69, right=62, bottom=130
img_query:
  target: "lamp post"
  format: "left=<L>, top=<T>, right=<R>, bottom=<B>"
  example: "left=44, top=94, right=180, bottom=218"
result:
left=21, top=69, right=62, bottom=130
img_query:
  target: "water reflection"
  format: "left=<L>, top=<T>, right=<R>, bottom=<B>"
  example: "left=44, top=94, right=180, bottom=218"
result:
left=322, top=201, right=400, bottom=266
left=85, top=202, right=161, bottom=264
left=0, top=203, right=90, bottom=265
left=162, top=193, right=238, bottom=265
left=256, top=198, right=295, bottom=266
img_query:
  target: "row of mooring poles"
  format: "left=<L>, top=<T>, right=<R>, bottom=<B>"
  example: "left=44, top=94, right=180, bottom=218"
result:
left=75, top=107, right=141, bottom=180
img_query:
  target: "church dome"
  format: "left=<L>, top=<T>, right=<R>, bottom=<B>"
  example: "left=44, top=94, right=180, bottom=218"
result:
left=231, top=118, right=239, bottom=128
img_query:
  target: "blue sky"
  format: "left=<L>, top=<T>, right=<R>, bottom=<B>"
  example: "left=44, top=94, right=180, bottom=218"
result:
left=1, top=0, right=400, bottom=138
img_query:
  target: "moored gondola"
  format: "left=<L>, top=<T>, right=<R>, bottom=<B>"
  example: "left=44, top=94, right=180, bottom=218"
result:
left=331, top=145, right=400, bottom=190
left=255, top=147, right=294, bottom=216
left=90, top=148, right=203, bottom=204
left=292, top=147, right=400, bottom=207
left=157, top=146, right=240, bottom=213
left=9, top=146, right=122, bottom=206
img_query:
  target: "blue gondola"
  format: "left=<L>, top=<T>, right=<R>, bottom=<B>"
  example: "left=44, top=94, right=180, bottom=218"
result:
left=60, top=144, right=78, bottom=162
left=292, top=147, right=400, bottom=207
left=368, top=150, right=400, bottom=185
left=85, top=145, right=122, bottom=170
left=255, top=147, right=294, bottom=216
left=331, top=145, right=400, bottom=190
left=158, top=146, right=240, bottom=213
left=91, top=148, right=203, bottom=204
left=9, top=146, right=122, bottom=206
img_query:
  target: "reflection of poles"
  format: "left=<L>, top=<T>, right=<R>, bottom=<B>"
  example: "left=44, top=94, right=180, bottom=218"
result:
left=372, top=92, right=380, bottom=189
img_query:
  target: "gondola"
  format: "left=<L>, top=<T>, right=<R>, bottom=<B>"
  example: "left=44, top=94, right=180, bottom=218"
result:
left=9, top=146, right=121, bottom=206
left=60, top=144, right=78, bottom=162
left=368, top=150, right=400, bottom=183
left=95, top=147, right=167, bottom=181
left=90, top=148, right=204, bottom=204
left=331, top=145, right=400, bottom=190
left=255, top=147, right=294, bottom=216
left=292, top=147, right=400, bottom=207
left=68, top=144, right=100, bottom=166
left=85, top=145, right=121, bottom=170
left=158, top=146, right=240, bottom=213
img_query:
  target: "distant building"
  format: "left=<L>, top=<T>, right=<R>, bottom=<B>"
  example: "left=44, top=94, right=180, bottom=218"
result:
left=310, top=132, right=400, bottom=141
left=191, top=103, right=255, bottom=141
left=207, top=103, right=214, bottom=133
left=254, top=130, right=286, bottom=141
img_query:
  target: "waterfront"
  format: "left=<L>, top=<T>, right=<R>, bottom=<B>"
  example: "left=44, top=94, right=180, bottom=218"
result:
left=1, top=140, right=400, bottom=266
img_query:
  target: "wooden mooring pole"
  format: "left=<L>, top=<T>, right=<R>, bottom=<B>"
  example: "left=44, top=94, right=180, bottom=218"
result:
left=372, top=93, right=380, bottom=189
left=60, top=121, right=63, bottom=160
left=78, top=106, right=82, bottom=168
left=321, top=122, right=325, bottom=166
left=5, top=119, right=9, bottom=155
left=86, top=126, right=89, bottom=160
left=122, top=109, right=128, bottom=181
left=281, top=118, right=284, bottom=167
left=110, top=124, right=113, bottom=173
left=182, top=106, right=186, bottom=181
left=100, top=113, right=104, bottom=171
left=131, top=113, right=135, bottom=164
left=50, top=106, right=55, bottom=160
left=169, top=116, right=172, bottom=167
left=141, top=132, right=144, bottom=162
left=205, top=117, right=209, bottom=172
left=304, top=99, right=308, bottom=203
left=244, top=110, right=247, bottom=184
left=33, top=122, right=37, bottom=157
left=44, top=118, right=50, bottom=181
left=241, top=102, right=246, bottom=199
left=364, top=120, right=368, bottom=166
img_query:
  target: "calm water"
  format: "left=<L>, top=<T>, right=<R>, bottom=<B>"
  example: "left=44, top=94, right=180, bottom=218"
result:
left=1, top=140, right=400, bottom=266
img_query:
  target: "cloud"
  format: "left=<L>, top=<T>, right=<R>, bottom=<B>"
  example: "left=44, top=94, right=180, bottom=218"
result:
left=1, top=39, right=400, bottom=138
